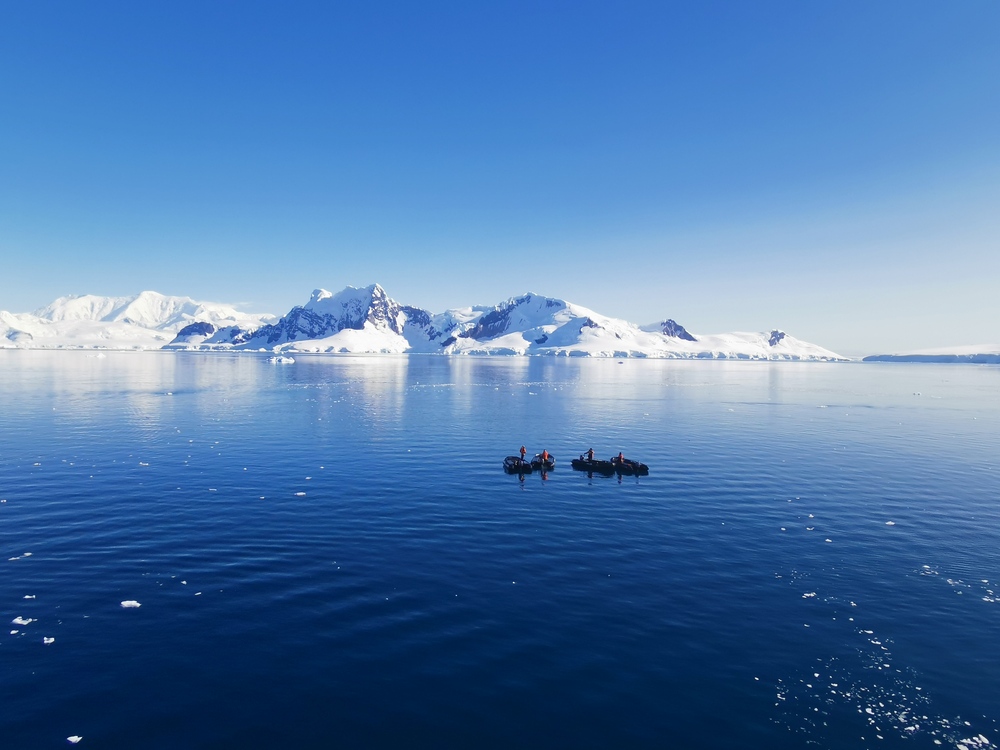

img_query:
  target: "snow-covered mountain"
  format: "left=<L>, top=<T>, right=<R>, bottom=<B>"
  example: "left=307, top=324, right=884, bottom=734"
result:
left=2, top=285, right=846, bottom=359
left=1, top=291, right=274, bottom=349
left=165, top=284, right=845, bottom=360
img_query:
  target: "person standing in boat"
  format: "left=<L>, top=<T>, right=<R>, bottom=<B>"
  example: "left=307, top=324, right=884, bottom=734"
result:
left=520, top=445, right=527, bottom=462
left=541, top=449, right=549, bottom=463
left=587, top=448, right=594, bottom=461
left=616, top=451, right=625, bottom=464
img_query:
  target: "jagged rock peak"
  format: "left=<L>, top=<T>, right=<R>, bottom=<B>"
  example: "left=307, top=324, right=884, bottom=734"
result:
left=659, top=319, right=697, bottom=342
left=769, top=330, right=786, bottom=346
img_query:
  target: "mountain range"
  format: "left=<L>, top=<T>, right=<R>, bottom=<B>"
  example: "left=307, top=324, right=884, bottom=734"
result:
left=1, top=284, right=846, bottom=360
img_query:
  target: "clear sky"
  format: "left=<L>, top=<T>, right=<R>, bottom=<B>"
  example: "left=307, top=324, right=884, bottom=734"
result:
left=2, top=1, right=997, bottom=355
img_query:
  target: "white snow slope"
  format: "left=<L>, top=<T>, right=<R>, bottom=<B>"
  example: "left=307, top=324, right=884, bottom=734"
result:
left=161, top=284, right=846, bottom=360
left=1, top=291, right=274, bottom=349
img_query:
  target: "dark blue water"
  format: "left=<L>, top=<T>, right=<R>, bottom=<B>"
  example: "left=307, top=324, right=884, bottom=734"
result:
left=1, top=352, right=998, bottom=749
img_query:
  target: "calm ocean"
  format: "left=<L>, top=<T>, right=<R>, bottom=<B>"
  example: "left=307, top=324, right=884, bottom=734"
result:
left=1, top=352, right=998, bottom=749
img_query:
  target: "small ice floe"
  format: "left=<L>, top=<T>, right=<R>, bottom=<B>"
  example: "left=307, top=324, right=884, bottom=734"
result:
left=12, top=616, right=35, bottom=625
left=24, top=595, right=36, bottom=599
left=267, top=356, right=295, bottom=364
left=23, top=552, right=32, bottom=557
left=802, top=592, right=817, bottom=599
left=10, top=630, right=19, bottom=634
left=120, top=600, right=141, bottom=608
left=139, top=462, right=149, bottom=466
left=43, top=636, right=55, bottom=645
left=67, top=736, right=83, bottom=744
left=825, top=539, right=833, bottom=543
left=886, top=521, right=896, bottom=526
left=294, top=492, right=306, bottom=496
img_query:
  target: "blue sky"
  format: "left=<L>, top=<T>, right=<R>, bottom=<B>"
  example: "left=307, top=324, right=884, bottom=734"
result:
left=2, top=1, right=997, bottom=354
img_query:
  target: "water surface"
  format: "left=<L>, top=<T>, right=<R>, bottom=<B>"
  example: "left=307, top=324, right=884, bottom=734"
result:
left=1, top=352, right=998, bottom=748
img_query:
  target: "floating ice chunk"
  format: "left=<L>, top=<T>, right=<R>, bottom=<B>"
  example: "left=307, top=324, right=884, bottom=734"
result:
left=802, top=592, right=817, bottom=598
left=43, top=636, right=55, bottom=644
left=885, top=521, right=895, bottom=526
left=825, top=539, right=832, bottom=543
left=24, top=595, right=35, bottom=599
left=10, top=630, right=18, bottom=634
left=22, top=552, right=32, bottom=557
left=12, top=616, right=34, bottom=625
left=67, top=736, right=83, bottom=744
left=120, top=600, right=141, bottom=608
left=294, top=492, right=306, bottom=496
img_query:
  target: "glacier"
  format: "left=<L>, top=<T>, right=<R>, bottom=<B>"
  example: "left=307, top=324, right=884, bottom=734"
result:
left=0, top=291, right=275, bottom=349
left=2, top=284, right=847, bottom=360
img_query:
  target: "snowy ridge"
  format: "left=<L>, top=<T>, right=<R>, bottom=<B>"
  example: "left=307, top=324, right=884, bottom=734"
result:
left=165, top=286, right=845, bottom=360
left=3, top=284, right=847, bottom=359
left=1, top=291, right=274, bottom=349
